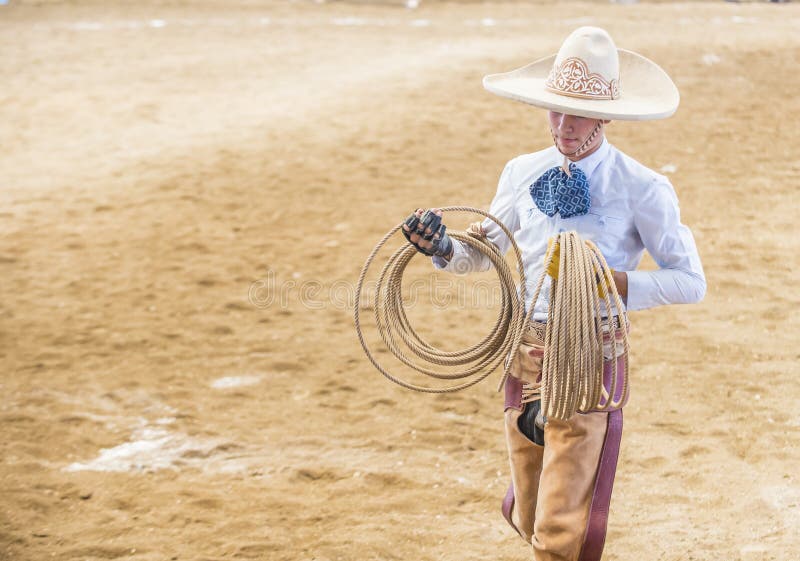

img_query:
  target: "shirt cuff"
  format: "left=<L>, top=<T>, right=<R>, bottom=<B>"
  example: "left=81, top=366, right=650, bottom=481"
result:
left=626, top=268, right=707, bottom=311
left=431, top=240, right=464, bottom=271
left=624, top=271, right=656, bottom=311
left=432, top=255, right=449, bottom=269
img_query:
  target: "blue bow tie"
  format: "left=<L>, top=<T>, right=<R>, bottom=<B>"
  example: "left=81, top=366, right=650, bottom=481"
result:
left=529, top=163, right=591, bottom=219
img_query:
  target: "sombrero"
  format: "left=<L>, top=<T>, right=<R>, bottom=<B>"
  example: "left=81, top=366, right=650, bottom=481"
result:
left=483, top=26, right=679, bottom=121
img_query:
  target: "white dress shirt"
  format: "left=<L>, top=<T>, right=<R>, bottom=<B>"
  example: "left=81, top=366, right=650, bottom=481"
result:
left=433, top=139, right=706, bottom=321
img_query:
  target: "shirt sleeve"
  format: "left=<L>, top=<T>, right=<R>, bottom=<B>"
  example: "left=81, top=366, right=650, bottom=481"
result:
left=626, top=177, right=706, bottom=311
left=432, top=160, right=520, bottom=274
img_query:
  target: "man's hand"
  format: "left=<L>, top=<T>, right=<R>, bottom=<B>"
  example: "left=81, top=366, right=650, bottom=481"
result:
left=402, top=208, right=454, bottom=259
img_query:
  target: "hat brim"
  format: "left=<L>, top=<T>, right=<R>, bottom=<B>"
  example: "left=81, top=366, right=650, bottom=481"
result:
left=483, top=49, right=679, bottom=121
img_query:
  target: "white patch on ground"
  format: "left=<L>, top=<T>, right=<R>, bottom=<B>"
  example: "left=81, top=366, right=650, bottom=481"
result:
left=702, top=53, right=721, bottom=66
left=410, top=19, right=430, bottom=27
left=210, top=375, right=262, bottom=389
left=60, top=398, right=249, bottom=475
left=755, top=485, right=800, bottom=549
left=64, top=427, right=214, bottom=473
left=660, top=164, right=677, bottom=174
left=149, top=19, right=167, bottom=28
left=759, top=485, right=800, bottom=510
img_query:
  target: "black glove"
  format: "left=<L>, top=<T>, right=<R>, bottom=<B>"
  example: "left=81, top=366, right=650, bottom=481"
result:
left=401, top=208, right=454, bottom=258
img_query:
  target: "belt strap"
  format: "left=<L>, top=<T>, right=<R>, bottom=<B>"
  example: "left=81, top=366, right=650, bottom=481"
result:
left=579, top=408, right=623, bottom=561
left=501, top=483, right=522, bottom=538
left=504, top=375, right=523, bottom=411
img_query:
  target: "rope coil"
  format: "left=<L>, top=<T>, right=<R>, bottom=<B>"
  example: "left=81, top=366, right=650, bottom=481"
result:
left=354, top=207, right=628, bottom=418
left=541, top=232, right=630, bottom=420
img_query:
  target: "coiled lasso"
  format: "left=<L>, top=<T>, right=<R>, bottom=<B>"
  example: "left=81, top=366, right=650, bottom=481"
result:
left=354, top=207, right=629, bottom=420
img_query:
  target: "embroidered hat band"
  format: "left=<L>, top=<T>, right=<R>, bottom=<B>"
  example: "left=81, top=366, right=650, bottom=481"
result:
left=545, top=57, right=620, bottom=101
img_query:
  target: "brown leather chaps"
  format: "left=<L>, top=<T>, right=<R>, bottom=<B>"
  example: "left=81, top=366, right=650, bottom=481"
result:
left=501, top=323, right=625, bottom=561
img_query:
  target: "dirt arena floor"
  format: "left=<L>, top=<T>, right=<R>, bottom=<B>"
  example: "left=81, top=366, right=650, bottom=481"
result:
left=2, top=1, right=800, bottom=560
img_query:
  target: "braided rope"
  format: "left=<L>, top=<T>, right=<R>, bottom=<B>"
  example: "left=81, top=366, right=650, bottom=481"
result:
left=541, top=232, right=629, bottom=420
left=354, top=208, right=628, bottom=414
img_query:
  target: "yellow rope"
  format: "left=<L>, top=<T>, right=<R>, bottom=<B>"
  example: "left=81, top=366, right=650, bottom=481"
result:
left=354, top=208, right=628, bottom=416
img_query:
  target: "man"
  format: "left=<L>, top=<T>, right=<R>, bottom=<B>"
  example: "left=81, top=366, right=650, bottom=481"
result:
left=402, top=27, right=706, bottom=561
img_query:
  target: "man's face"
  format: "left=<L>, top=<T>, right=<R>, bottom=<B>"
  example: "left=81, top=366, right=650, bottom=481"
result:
left=547, top=111, right=605, bottom=158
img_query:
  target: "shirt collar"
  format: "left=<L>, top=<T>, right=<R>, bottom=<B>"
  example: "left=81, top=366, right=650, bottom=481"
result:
left=572, top=138, right=609, bottom=179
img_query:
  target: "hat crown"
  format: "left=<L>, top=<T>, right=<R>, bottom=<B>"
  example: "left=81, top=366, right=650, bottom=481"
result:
left=545, top=27, right=620, bottom=101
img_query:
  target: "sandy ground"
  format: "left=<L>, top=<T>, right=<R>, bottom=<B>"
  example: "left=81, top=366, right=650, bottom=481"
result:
left=2, top=1, right=800, bottom=560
